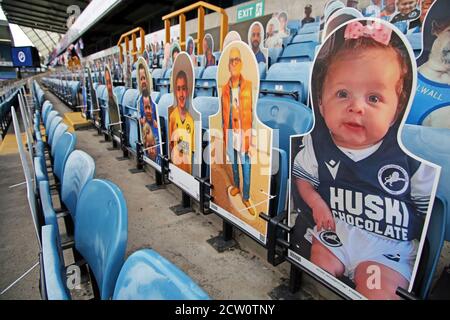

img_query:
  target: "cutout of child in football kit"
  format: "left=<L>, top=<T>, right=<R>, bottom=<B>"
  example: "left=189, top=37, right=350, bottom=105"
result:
left=168, top=53, right=196, bottom=175
left=290, top=19, right=439, bottom=300
left=137, top=57, right=161, bottom=162
left=390, top=0, right=420, bottom=24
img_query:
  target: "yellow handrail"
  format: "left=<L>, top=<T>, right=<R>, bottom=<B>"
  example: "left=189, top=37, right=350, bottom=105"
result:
left=162, top=1, right=228, bottom=54
left=117, top=27, right=145, bottom=64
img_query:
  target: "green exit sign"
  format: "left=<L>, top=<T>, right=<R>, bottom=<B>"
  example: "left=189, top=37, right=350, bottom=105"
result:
left=236, top=0, right=265, bottom=23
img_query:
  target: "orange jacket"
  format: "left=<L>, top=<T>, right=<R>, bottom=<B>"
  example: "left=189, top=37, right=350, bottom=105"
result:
left=221, top=75, right=253, bottom=153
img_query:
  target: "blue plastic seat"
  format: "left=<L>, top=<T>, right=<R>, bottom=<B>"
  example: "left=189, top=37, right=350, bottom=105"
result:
left=401, top=124, right=450, bottom=299
left=287, top=20, right=301, bottom=35
left=146, top=88, right=158, bottom=104
left=257, top=96, right=313, bottom=214
left=156, top=93, right=173, bottom=156
left=278, top=42, right=318, bottom=62
left=114, top=86, right=127, bottom=109
left=131, top=69, right=137, bottom=89
left=47, top=116, right=63, bottom=148
left=45, top=110, right=58, bottom=132
left=258, top=62, right=267, bottom=80
left=41, top=224, right=70, bottom=300
left=195, top=66, right=217, bottom=97
left=98, top=85, right=109, bottom=130
left=193, top=96, right=219, bottom=130
left=292, top=33, right=320, bottom=44
left=260, top=62, right=312, bottom=104
left=406, top=33, right=422, bottom=57
left=298, top=22, right=320, bottom=34
left=75, top=179, right=128, bottom=300
left=113, top=249, right=210, bottom=300
left=195, top=66, right=205, bottom=79
left=213, top=51, right=221, bottom=64
left=121, top=88, right=139, bottom=152
left=51, top=123, right=68, bottom=157
left=39, top=149, right=93, bottom=237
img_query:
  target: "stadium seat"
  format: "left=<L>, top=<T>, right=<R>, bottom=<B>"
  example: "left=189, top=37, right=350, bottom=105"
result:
left=268, top=48, right=283, bottom=67
left=298, top=22, right=320, bottom=34
left=121, top=88, right=139, bottom=152
left=75, top=179, right=128, bottom=300
left=193, top=96, right=219, bottom=130
left=401, top=124, right=450, bottom=299
left=39, top=149, right=94, bottom=239
left=41, top=224, right=70, bottom=300
left=287, top=20, right=301, bottom=35
left=47, top=116, right=63, bottom=148
left=257, top=96, right=313, bottom=214
left=292, top=33, right=320, bottom=44
left=113, top=249, right=210, bottom=300
left=258, top=62, right=267, bottom=80
left=195, top=66, right=217, bottom=97
left=406, top=33, right=422, bottom=57
left=260, top=62, right=312, bottom=104
left=156, top=93, right=173, bottom=156
left=151, top=91, right=161, bottom=104
left=278, top=42, right=317, bottom=62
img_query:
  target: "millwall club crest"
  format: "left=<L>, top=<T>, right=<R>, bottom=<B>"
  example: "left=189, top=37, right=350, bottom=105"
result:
left=319, top=231, right=342, bottom=248
left=378, top=164, right=409, bottom=196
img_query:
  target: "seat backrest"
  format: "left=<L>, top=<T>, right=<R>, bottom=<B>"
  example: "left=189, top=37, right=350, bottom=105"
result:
left=299, top=22, right=320, bottom=34
left=292, top=32, right=320, bottom=44
left=47, top=116, right=63, bottom=147
left=61, top=150, right=95, bottom=218
left=150, top=91, right=161, bottom=104
left=402, top=125, right=450, bottom=239
left=41, top=225, right=70, bottom=300
left=193, top=96, right=219, bottom=130
left=258, top=62, right=267, bottom=80
left=113, top=249, right=210, bottom=300
left=42, top=101, right=52, bottom=121
left=157, top=93, right=173, bottom=155
left=401, top=124, right=450, bottom=298
left=407, top=33, right=421, bottom=57
left=279, top=42, right=317, bottom=62
left=261, top=62, right=312, bottom=104
left=45, top=110, right=58, bottom=130
left=114, top=86, right=127, bottom=109
left=53, top=132, right=77, bottom=183
left=257, top=96, right=313, bottom=154
left=51, top=122, right=68, bottom=158
left=75, top=179, right=128, bottom=300
left=202, top=66, right=217, bottom=80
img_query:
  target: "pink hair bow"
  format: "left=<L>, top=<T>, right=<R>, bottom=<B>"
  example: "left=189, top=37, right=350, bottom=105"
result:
left=344, top=21, right=392, bottom=46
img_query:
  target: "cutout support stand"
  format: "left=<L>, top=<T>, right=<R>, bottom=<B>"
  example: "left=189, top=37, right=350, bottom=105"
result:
left=207, top=220, right=237, bottom=253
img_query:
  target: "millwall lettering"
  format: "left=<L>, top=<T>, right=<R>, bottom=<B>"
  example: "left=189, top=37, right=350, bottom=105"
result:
left=417, top=84, right=444, bottom=101
left=329, top=187, right=410, bottom=241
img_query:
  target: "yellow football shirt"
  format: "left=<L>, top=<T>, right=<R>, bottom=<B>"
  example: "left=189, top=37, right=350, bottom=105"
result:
left=169, top=106, right=195, bottom=174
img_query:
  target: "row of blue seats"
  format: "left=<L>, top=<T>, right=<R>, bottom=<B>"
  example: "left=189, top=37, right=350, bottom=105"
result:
left=0, top=88, right=20, bottom=137
left=14, top=81, right=210, bottom=300
left=41, top=77, right=81, bottom=109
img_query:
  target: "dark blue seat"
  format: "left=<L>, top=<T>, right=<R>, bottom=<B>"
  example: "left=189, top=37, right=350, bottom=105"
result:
left=401, top=124, right=450, bottom=298
left=113, top=249, right=210, bottom=300
left=260, top=62, right=312, bottom=104
left=75, top=179, right=128, bottom=300
left=257, top=97, right=313, bottom=214
left=278, top=42, right=317, bottom=62
left=195, top=66, right=217, bottom=97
